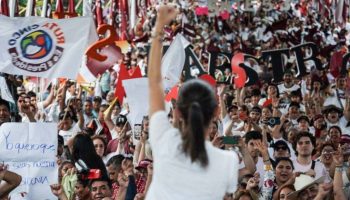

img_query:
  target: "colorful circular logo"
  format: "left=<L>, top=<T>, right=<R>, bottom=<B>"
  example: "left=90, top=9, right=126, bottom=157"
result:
left=20, top=30, right=53, bottom=60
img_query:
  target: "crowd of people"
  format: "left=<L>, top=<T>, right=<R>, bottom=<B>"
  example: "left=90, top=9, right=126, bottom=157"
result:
left=1, top=0, right=350, bottom=199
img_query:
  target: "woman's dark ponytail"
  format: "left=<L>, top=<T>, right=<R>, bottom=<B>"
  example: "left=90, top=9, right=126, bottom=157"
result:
left=183, top=102, right=208, bottom=167
left=177, top=79, right=217, bottom=168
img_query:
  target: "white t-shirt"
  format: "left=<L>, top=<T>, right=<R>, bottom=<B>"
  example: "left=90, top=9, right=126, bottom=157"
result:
left=147, top=111, right=239, bottom=200
left=277, top=83, right=300, bottom=95
left=292, top=159, right=329, bottom=180
left=324, top=88, right=346, bottom=109
left=59, top=123, right=81, bottom=145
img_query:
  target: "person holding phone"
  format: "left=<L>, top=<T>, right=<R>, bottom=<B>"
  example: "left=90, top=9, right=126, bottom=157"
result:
left=147, top=4, right=239, bottom=200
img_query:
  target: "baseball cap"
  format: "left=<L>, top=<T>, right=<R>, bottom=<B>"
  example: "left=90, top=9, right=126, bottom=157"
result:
left=272, top=140, right=290, bottom=152
left=297, top=115, right=310, bottom=124
left=135, top=159, right=152, bottom=171
left=322, top=105, right=342, bottom=114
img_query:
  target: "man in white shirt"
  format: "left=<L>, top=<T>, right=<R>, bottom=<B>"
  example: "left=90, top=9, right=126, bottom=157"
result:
left=292, top=132, right=329, bottom=180
left=322, top=104, right=350, bottom=135
left=223, top=105, right=244, bottom=136
left=278, top=70, right=300, bottom=96
left=245, top=131, right=266, bottom=186
left=324, top=75, right=347, bottom=109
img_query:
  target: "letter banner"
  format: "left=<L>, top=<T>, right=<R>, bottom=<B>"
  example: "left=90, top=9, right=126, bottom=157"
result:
left=0, top=123, right=58, bottom=200
left=0, top=16, right=97, bottom=79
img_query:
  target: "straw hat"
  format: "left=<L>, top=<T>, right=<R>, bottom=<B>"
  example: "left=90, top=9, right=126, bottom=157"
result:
left=287, top=174, right=325, bottom=200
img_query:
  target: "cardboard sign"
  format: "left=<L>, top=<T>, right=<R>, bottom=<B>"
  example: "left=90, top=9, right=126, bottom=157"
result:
left=0, top=123, right=58, bottom=200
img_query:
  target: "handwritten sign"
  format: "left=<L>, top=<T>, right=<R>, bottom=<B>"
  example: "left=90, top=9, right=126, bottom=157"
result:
left=0, top=123, right=58, bottom=200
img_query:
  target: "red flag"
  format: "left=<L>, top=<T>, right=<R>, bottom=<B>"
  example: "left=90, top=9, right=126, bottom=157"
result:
left=95, top=0, right=104, bottom=26
left=0, top=0, right=9, bottom=16
left=109, top=0, right=118, bottom=28
left=66, top=0, right=77, bottom=18
left=53, top=0, right=64, bottom=19
left=330, top=49, right=347, bottom=78
left=199, top=74, right=216, bottom=88
left=114, top=64, right=142, bottom=104
left=120, top=0, right=129, bottom=40
left=262, top=99, right=273, bottom=107
left=165, top=85, right=179, bottom=102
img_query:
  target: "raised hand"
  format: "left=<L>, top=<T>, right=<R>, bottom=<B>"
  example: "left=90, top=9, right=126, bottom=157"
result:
left=253, top=140, right=269, bottom=160
left=147, top=163, right=153, bottom=177
left=316, top=183, right=333, bottom=199
left=333, top=145, right=344, bottom=166
left=246, top=177, right=259, bottom=190
left=285, top=172, right=302, bottom=185
left=305, top=169, right=316, bottom=178
left=50, top=184, right=64, bottom=197
left=217, top=84, right=226, bottom=97
left=155, top=4, right=179, bottom=28
left=0, top=162, right=8, bottom=180
left=121, top=159, right=134, bottom=176
left=211, top=134, right=224, bottom=148
left=117, top=173, right=129, bottom=188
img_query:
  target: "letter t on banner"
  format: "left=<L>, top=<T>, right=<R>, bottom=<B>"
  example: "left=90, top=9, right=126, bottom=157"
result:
left=261, top=49, right=290, bottom=83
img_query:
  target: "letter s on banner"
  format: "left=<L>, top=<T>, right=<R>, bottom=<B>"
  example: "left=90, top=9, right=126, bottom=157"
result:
left=231, top=53, right=246, bottom=88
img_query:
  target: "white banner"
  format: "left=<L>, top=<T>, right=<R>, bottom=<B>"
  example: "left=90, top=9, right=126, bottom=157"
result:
left=0, top=123, right=58, bottom=200
left=123, top=78, right=149, bottom=144
left=0, top=16, right=97, bottom=79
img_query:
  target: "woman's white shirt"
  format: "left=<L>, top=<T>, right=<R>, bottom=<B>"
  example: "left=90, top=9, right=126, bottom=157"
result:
left=146, top=111, right=239, bottom=200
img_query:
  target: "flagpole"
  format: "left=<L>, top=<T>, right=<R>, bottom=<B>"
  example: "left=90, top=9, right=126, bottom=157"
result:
left=41, top=0, right=48, bottom=17
left=9, top=0, right=16, bottom=17
left=25, top=0, right=34, bottom=16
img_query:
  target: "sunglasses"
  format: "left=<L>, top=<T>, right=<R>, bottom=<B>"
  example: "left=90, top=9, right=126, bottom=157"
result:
left=275, top=146, right=288, bottom=151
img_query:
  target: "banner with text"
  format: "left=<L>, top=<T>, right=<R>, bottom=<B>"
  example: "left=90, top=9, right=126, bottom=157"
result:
left=0, top=16, right=97, bottom=79
left=0, top=123, right=58, bottom=200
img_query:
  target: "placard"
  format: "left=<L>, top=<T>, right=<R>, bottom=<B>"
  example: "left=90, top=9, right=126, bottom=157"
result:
left=0, top=123, right=58, bottom=200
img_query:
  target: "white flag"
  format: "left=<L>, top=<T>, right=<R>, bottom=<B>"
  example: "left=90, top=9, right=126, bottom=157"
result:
left=0, top=16, right=97, bottom=79
left=0, top=77, right=15, bottom=103
left=161, top=34, right=186, bottom=91
left=123, top=78, right=149, bottom=145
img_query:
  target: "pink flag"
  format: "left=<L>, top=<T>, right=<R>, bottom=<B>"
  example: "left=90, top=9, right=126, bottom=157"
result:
left=195, top=6, right=209, bottom=16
